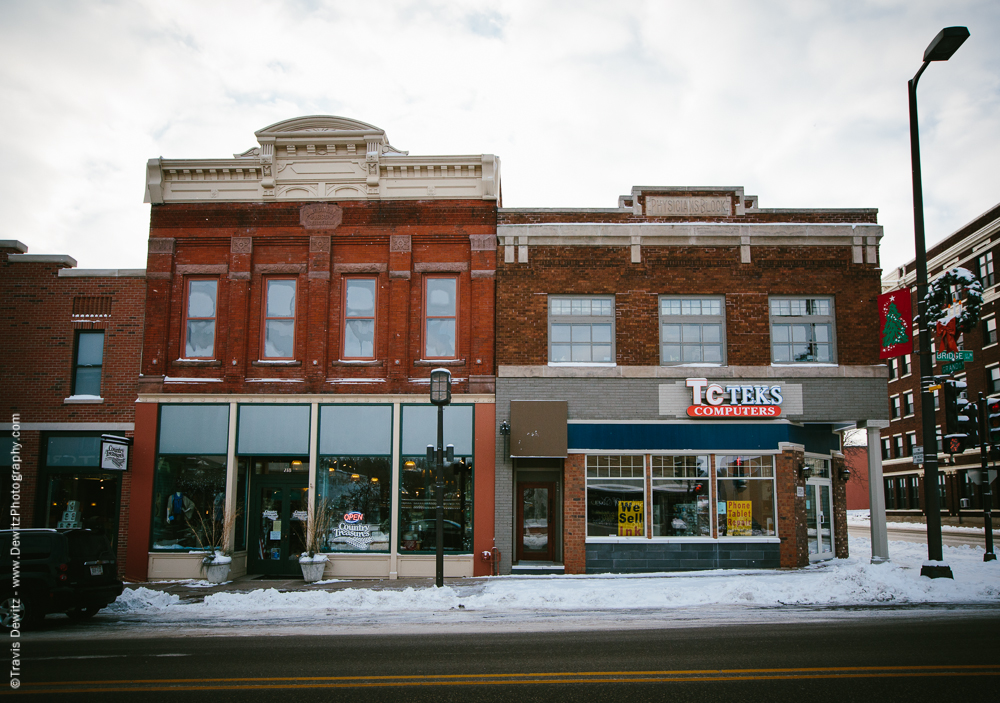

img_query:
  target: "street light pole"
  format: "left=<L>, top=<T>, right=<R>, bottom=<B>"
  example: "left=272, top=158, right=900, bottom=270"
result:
left=908, top=26, right=969, bottom=580
left=429, top=368, right=452, bottom=588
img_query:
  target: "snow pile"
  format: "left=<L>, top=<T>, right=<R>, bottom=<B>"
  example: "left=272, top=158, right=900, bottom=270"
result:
left=106, top=586, right=180, bottom=612
left=109, top=536, right=999, bottom=622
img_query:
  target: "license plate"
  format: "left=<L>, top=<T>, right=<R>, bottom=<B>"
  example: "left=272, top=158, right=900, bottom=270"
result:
left=90, top=565, right=103, bottom=576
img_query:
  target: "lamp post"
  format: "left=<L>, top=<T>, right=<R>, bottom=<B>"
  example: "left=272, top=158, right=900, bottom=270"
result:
left=909, top=26, right=969, bottom=580
left=429, top=368, right=452, bottom=588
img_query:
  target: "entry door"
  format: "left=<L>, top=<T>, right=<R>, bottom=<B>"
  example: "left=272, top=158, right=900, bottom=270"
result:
left=805, top=481, right=834, bottom=560
left=517, top=482, right=555, bottom=562
left=248, top=478, right=308, bottom=576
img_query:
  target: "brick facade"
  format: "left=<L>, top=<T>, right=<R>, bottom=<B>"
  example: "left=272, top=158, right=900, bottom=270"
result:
left=0, top=242, right=145, bottom=576
left=496, top=186, right=885, bottom=575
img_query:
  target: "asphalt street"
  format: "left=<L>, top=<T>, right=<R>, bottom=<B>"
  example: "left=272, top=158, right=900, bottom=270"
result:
left=13, top=607, right=1000, bottom=702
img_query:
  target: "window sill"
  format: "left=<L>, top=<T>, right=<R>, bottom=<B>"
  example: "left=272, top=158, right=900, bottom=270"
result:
left=660, top=363, right=725, bottom=368
left=548, top=362, right=617, bottom=367
left=173, top=359, right=222, bottom=367
left=252, top=360, right=302, bottom=366
left=770, top=362, right=838, bottom=367
left=414, top=359, right=465, bottom=366
left=983, top=342, right=998, bottom=350
left=64, top=395, right=104, bottom=404
left=331, top=359, right=383, bottom=367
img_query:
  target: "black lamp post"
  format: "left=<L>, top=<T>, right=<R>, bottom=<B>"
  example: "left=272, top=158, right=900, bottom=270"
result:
left=429, top=368, right=452, bottom=588
left=909, top=26, right=969, bottom=580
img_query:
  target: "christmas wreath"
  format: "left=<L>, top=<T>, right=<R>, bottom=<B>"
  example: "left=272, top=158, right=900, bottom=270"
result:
left=922, top=267, right=983, bottom=333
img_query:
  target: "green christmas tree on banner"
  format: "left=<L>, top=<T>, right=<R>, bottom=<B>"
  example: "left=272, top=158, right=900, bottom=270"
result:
left=882, top=301, right=909, bottom=348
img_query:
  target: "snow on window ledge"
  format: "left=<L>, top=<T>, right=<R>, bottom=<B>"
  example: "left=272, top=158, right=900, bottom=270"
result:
left=64, top=395, right=104, bottom=404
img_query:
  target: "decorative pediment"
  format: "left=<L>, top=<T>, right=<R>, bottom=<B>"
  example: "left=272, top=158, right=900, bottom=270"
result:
left=256, top=116, right=384, bottom=137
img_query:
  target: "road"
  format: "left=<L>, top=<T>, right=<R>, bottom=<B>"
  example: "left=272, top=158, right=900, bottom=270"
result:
left=848, top=524, right=996, bottom=548
left=13, top=607, right=1000, bottom=701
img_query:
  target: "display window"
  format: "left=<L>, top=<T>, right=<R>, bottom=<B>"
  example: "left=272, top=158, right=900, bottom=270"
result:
left=586, top=455, right=646, bottom=537
left=650, top=455, right=711, bottom=537
left=40, top=434, right=121, bottom=550
left=150, top=455, right=228, bottom=551
left=317, top=457, right=392, bottom=552
left=715, top=455, right=777, bottom=537
left=399, top=455, right=473, bottom=552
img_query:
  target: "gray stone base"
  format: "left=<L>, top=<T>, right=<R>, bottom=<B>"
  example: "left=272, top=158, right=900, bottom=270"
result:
left=585, top=541, right=781, bottom=573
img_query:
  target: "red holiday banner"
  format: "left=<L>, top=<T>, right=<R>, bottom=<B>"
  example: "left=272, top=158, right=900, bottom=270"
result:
left=879, top=289, right=913, bottom=359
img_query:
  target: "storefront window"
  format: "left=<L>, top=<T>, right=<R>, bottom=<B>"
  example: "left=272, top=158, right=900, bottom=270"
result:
left=650, top=455, right=711, bottom=537
left=586, top=455, right=645, bottom=537
left=41, top=435, right=121, bottom=549
left=399, top=455, right=473, bottom=552
left=318, top=457, right=392, bottom=552
left=150, top=455, right=227, bottom=550
left=805, top=457, right=830, bottom=478
left=716, top=455, right=777, bottom=537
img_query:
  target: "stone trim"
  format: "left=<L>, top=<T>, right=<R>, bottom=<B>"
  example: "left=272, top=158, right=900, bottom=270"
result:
left=146, top=272, right=172, bottom=280
left=253, top=263, right=307, bottom=274
left=333, top=263, right=388, bottom=273
left=176, top=264, right=228, bottom=275
left=228, top=271, right=251, bottom=280
left=309, top=235, right=331, bottom=252
left=308, top=271, right=331, bottom=279
left=470, top=234, right=497, bottom=251
left=389, top=270, right=411, bottom=279
left=499, top=364, right=889, bottom=379
left=148, top=238, right=175, bottom=254
left=413, top=262, right=469, bottom=273
left=470, top=269, right=495, bottom=278
left=300, top=203, right=343, bottom=230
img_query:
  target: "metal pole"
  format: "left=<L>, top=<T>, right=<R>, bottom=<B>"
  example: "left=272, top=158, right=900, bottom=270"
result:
left=979, top=399, right=996, bottom=560
left=909, top=66, right=953, bottom=579
left=864, top=423, right=890, bottom=563
left=435, top=404, right=445, bottom=587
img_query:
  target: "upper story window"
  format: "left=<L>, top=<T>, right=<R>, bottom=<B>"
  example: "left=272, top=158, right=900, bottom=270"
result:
left=979, top=251, right=995, bottom=288
left=890, top=395, right=901, bottom=419
left=769, top=297, right=835, bottom=364
left=988, top=365, right=1000, bottom=394
left=901, top=353, right=912, bottom=376
left=659, top=296, right=725, bottom=365
left=343, top=278, right=377, bottom=359
left=263, top=277, right=296, bottom=359
left=549, top=296, right=614, bottom=364
left=903, top=391, right=915, bottom=416
left=881, top=437, right=891, bottom=460
left=183, top=279, right=218, bottom=359
left=888, top=358, right=897, bottom=380
left=424, top=276, right=457, bottom=359
left=984, top=317, right=997, bottom=346
left=73, top=330, right=104, bottom=397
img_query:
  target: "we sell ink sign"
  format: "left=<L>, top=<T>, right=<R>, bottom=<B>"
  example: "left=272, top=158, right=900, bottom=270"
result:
left=685, top=378, right=783, bottom=418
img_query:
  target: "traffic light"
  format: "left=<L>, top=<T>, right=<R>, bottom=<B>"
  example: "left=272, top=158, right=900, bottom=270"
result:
left=988, top=397, right=1000, bottom=447
left=943, top=379, right=961, bottom=436
left=943, top=379, right=974, bottom=454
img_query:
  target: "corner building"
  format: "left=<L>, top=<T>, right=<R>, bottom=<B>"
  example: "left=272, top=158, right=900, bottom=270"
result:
left=495, top=187, right=888, bottom=574
left=129, top=116, right=500, bottom=581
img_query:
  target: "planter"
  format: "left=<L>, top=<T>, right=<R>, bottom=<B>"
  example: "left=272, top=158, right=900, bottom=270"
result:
left=299, top=557, right=328, bottom=582
left=205, top=562, right=231, bottom=584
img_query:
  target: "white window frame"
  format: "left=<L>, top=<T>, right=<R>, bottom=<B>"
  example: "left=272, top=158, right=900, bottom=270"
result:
left=903, top=391, right=915, bottom=417
left=715, top=455, right=778, bottom=538
left=649, top=455, right=713, bottom=539
left=584, top=454, right=646, bottom=540
left=768, top=297, right=836, bottom=364
left=890, top=394, right=901, bottom=420
left=658, top=296, right=726, bottom=366
left=548, top=295, right=615, bottom=365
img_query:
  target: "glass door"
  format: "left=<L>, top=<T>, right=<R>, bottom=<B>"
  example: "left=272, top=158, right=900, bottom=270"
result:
left=247, top=477, right=308, bottom=577
left=805, top=480, right=834, bottom=561
left=517, top=482, right=555, bottom=562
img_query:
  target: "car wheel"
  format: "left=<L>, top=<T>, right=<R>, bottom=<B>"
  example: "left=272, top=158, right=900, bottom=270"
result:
left=0, top=595, right=38, bottom=629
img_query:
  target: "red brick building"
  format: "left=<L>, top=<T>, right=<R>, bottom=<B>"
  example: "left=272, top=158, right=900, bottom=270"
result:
left=494, top=187, right=888, bottom=574
left=129, top=116, right=500, bottom=581
left=879, top=201, right=1000, bottom=525
left=1, top=240, right=145, bottom=576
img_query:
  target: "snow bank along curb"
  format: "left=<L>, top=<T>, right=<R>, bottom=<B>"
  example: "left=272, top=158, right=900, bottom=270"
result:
left=107, top=537, right=999, bottom=620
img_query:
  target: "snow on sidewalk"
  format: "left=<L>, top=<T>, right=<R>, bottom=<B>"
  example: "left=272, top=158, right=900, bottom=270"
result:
left=847, top=509, right=1000, bottom=534
left=107, top=535, right=999, bottom=623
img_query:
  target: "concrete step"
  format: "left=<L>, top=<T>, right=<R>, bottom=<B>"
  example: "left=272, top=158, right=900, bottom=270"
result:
left=512, top=563, right=565, bottom=575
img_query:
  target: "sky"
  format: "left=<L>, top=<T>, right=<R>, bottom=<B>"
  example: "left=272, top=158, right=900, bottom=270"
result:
left=1, top=0, right=997, bottom=272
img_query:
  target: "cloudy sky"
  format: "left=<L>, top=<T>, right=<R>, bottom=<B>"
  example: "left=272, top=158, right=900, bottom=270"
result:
left=1, top=1, right=997, bottom=271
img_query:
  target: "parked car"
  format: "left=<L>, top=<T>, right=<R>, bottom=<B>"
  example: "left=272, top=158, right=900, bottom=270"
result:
left=0, top=529, right=123, bottom=628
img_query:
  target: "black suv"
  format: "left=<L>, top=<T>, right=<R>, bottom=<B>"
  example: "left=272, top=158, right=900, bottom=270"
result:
left=0, top=529, right=124, bottom=628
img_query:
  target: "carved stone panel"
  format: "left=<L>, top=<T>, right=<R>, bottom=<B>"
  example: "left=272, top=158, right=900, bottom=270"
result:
left=300, top=203, right=343, bottom=230
left=470, top=234, right=497, bottom=251
left=148, top=238, right=175, bottom=254
left=646, top=196, right=732, bottom=217
left=231, top=237, right=253, bottom=254
left=309, top=235, right=331, bottom=253
left=390, top=235, right=411, bottom=253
